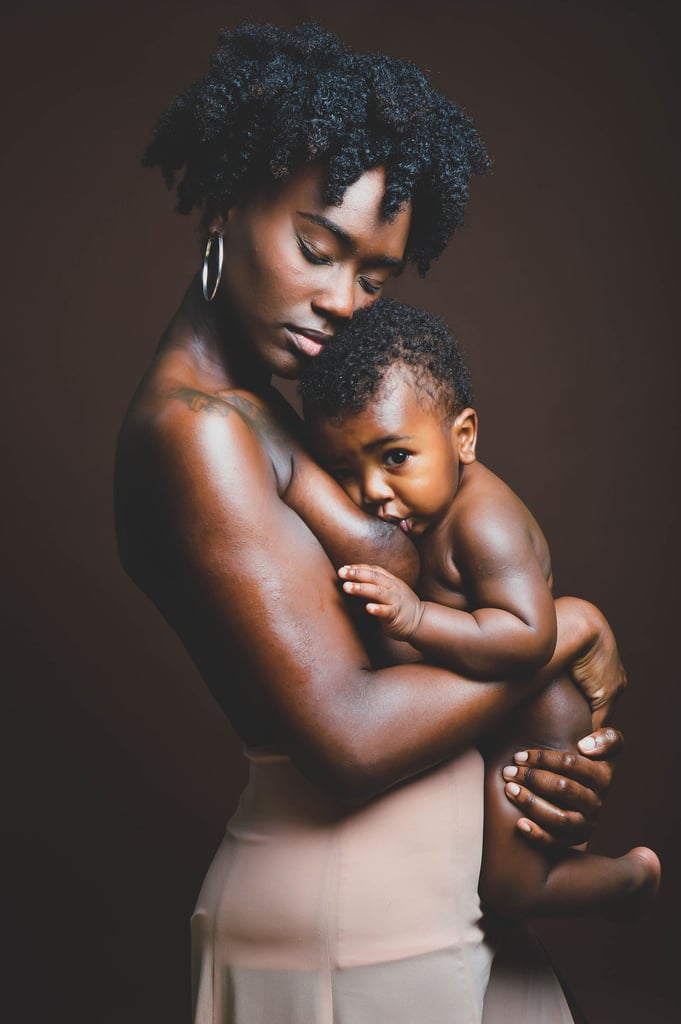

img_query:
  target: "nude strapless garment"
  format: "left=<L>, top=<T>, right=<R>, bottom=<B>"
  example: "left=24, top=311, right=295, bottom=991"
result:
left=191, top=746, right=574, bottom=1023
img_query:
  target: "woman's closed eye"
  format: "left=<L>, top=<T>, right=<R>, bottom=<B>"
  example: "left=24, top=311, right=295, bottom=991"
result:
left=358, top=276, right=382, bottom=296
left=297, top=237, right=333, bottom=266
left=298, top=238, right=384, bottom=295
left=384, top=448, right=411, bottom=468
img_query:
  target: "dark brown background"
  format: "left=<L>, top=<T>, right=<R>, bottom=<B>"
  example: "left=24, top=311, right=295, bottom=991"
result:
left=2, top=1, right=679, bottom=1021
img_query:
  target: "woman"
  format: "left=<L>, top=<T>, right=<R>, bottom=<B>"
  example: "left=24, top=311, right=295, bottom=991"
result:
left=115, top=23, right=624, bottom=1023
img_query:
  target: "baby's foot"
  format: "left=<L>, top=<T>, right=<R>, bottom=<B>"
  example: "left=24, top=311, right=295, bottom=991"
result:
left=605, top=847, right=661, bottom=924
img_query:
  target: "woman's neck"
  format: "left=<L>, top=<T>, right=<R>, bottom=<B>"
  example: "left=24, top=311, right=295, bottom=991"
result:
left=166, top=275, right=272, bottom=394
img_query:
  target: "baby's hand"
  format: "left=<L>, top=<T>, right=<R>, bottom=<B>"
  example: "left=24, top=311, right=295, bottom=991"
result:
left=338, top=564, right=424, bottom=641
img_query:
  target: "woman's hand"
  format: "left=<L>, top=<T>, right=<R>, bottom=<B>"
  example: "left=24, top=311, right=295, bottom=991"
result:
left=498, top=596, right=626, bottom=847
left=570, top=603, right=627, bottom=729
left=554, top=596, right=627, bottom=728
left=501, top=726, right=623, bottom=847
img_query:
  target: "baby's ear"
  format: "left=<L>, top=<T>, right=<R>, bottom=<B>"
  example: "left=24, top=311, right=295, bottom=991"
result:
left=452, top=408, right=478, bottom=463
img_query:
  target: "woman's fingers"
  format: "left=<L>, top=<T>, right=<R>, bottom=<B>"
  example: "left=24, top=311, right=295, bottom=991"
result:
left=502, top=784, right=592, bottom=847
left=577, top=726, right=624, bottom=759
left=503, top=765, right=603, bottom=814
left=510, top=745, right=615, bottom=796
left=503, top=729, right=624, bottom=847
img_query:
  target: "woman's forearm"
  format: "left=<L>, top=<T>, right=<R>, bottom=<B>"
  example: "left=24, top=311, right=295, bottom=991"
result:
left=286, top=597, right=602, bottom=800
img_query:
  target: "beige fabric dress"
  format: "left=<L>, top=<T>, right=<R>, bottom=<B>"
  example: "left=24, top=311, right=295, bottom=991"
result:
left=191, top=746, right=574, bottom=1023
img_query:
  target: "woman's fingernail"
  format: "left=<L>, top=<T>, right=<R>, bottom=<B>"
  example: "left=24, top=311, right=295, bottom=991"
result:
left=579, top=736, right=596, bottom=752
left=502, top=766, right=519, bottom=779
left=506, top=782, right=521, bottom=796
left=515, top=751, right=529, bottom=762
left=517, top=819, right=532, bottom=832
left=338, top=566, right=349, bottom=577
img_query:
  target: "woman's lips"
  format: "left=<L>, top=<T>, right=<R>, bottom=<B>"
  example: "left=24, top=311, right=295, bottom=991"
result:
left=286, top=326, right=333, bottom=357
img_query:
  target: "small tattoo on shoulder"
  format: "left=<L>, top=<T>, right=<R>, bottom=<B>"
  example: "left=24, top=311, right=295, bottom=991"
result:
left=169, top=386, right=232, bottom=417
left=168, top=386, right=288, bottom=447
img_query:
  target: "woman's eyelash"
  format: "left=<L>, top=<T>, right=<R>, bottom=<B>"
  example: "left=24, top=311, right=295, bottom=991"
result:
left=297, top=237, right=332, bottom=265
left=298, top=238, right=383, bottom=294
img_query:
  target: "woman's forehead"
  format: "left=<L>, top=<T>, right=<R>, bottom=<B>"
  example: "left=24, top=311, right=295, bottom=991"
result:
left=255, top=164, right=412, bottom=260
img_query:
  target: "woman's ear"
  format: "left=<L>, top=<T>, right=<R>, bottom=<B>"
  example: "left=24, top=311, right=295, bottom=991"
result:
left=451, top=408, right=478, bottom=463
left=207, top=211, right=230, bottom=236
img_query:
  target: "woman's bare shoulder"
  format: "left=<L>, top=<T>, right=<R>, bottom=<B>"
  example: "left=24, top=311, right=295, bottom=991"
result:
left=120, top=370, right=297, bottom=494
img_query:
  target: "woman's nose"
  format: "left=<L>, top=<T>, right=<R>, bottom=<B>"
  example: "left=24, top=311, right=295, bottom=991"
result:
left=313, top=267, right=356, bottom=324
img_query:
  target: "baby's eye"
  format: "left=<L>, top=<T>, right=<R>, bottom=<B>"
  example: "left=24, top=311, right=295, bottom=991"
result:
left=297, top=237, right=333, bottom=266
left=384, top=449, right=410, bottom=467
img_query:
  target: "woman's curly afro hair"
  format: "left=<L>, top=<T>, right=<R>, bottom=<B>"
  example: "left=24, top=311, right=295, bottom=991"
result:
left=143, top=21, right=490, bottom=274
left=299, top=297, right=473, bottom=421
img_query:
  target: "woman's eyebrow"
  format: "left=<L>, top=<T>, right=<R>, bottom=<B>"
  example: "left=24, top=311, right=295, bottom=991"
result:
left=296, top=212, right=404, bottom=269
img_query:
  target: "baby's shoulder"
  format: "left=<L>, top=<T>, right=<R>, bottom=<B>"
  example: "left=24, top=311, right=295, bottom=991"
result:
left=454, top=462, right=533, bottom=533
left=451, top=462, right=549, bottom=565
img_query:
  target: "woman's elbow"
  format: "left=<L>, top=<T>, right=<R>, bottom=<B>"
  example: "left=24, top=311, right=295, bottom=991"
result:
left=292, top=728, right=396, bottom=805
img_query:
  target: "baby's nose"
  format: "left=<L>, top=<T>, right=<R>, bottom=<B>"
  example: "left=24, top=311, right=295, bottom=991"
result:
left=362, top=469, right=393, bottom=506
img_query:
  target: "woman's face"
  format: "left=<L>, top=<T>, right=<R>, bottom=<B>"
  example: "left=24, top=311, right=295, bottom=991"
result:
left=216, top=164, right=412, bottom=379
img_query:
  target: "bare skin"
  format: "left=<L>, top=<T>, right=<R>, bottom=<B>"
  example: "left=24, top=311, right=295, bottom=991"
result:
left=316, top=366, right=658, bottom=916
left=116, top=164, right=623, bottom=835
left=482, top=681, right=660, bottom=920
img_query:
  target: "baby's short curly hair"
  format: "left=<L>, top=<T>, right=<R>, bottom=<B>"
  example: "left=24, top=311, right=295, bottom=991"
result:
left=143, top=21, right=490, bottom=273
left=299, top=298, right=473, bottom=421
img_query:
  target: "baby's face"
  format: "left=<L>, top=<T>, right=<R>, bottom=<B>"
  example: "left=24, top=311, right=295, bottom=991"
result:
left=310, top=365, right=466, bottom=536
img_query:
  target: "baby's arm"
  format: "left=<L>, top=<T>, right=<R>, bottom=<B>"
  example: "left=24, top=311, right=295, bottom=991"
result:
left=479, top=677, right=660, bottom=919
left=339, top=495, right=556, bottom=679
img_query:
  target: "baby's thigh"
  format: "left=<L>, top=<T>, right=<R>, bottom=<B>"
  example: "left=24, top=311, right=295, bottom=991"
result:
left=479, top=675, right=592, bottom=893
left=483, top=674, right=591, bottom=804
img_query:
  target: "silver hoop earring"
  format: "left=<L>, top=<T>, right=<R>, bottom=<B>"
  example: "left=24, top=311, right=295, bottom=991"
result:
left=202, top=232, right=224, bottom=301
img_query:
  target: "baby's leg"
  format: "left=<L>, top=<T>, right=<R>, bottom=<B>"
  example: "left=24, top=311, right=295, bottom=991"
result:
left=479, top=674, right=660, bottom=920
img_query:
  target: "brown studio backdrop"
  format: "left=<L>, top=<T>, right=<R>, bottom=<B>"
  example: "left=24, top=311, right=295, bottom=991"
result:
left=2, top=1, right=679, bottom=1021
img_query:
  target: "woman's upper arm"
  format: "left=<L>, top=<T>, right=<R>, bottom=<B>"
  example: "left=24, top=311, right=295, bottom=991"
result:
left=284, top=443, right=419, bottom=585
left=155, top=409, right=373, bottom=733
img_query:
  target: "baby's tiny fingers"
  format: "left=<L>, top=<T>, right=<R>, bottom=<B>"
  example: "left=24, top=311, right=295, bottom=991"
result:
left=342, top=580, right=388, bottom=603
left=339, top=564, right=389, bottom=584
left=366, top=603, right=396, bottom=618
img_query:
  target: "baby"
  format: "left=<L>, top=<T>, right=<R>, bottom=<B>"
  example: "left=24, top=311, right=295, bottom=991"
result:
left=300, top=297, right=660, bottom=921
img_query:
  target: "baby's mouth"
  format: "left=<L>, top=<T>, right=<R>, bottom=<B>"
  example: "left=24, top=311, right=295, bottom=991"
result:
left=380, top=513, right=413, bottom=534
